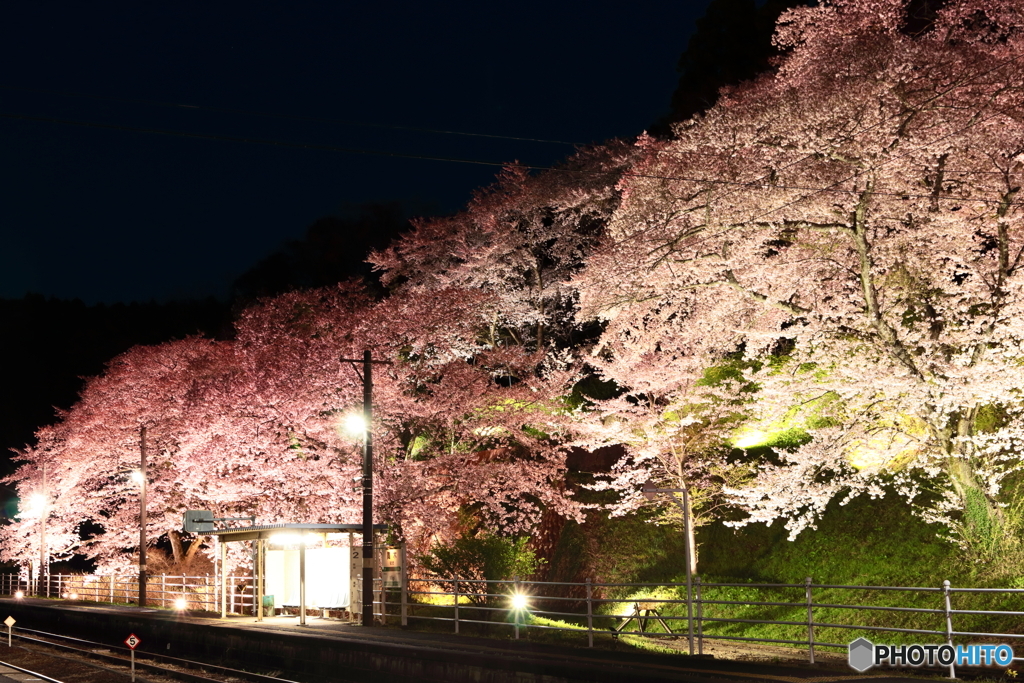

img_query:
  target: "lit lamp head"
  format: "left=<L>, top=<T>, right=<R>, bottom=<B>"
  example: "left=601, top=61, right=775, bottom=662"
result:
left=510, top=593, right=529, bottom=611
left=641, top=481, right=657, bottom=501
left=344, top=413, right=367, bottom=435
left=130, top=470, right=145, bottom=485
left=27, top=493, right=47, bottom=514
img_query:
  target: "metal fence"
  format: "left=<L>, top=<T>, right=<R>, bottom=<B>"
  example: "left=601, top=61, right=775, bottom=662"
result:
left=398, top=575, right=1024, bottom=674
left=4, top=571, right=1022, bottom=677
left=0, top=572, right=388, bottom=621
left=0, top=572, right=258, bottom=614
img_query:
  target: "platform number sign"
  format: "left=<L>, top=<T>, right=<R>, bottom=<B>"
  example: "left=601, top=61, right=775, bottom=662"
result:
left=125, top=633, right=141, bottom=682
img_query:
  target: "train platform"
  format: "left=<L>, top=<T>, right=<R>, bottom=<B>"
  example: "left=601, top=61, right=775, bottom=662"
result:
left=0, top=597, right=924, bottom=683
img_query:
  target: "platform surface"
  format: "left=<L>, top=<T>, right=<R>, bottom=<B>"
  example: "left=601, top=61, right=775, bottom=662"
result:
left=0, top=598, right=930, bottom=683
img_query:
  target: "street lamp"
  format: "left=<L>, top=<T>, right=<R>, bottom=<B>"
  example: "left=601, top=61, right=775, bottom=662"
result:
left=340, top=350, right=392, bottom=627
left=137, top=426, right=149, bottom=607
left=642, top=481, right=695, bottom=654
left=343, top=413, right=367, bottom=435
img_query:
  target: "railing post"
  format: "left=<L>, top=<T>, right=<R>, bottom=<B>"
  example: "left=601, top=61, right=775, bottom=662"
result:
left=586, top=578, right=594, bottom=648
left=400, top=545, right=408, bottom=627
left=453, top=577, right=460, bottom=634
left=943, top=580, right=956, bottom=679
left=109, top=575, right=114, bottom=603
left=513, top=576, right=520, bottom=640
left=805, top=576, right=815, bottom=664
left=696, top=575, right=703, bottom=655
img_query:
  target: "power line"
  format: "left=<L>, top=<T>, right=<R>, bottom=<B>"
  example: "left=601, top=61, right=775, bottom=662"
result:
left=12, top=83, right=1011, bottom=177
left=0, top=111, right=516, bottom=168
left=0, top=84, right=584, bottom=147
left=1, top=110, right=1020, bottom=208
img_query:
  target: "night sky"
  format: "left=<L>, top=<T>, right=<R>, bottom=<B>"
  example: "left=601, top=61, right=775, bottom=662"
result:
left=1, top=1, right=715, bottom=305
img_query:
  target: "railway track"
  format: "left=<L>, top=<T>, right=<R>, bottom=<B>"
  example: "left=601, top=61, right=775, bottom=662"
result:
left=0, top=627, right=302, bottom=683
left=0, top=658, right=64, bottom=683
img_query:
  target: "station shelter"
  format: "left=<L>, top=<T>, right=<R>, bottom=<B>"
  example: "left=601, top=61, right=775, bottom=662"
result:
left=205, top=522, right=400, bottom=626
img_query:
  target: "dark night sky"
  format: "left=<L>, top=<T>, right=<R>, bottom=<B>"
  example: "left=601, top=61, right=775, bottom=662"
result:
left=1, top=1, right=715, bottom=304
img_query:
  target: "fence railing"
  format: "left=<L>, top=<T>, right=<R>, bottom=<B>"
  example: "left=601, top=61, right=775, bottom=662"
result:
left=0, top=572, right=387, bottom=621
left=0, top=573, right=259, bottom=615
left=4, top=571, right=1022, bottom=676
left=397, top=575, right=1024, bottom=675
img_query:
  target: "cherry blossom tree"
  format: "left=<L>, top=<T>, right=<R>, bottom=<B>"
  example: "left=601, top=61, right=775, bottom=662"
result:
left=3, top=281, right=584, bottom=569
left=575, top=0, right=1024, bottom=556
left=370, top=143, right=639, bottom=352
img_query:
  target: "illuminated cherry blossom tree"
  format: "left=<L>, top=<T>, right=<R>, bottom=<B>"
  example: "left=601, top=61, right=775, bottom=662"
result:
left=3, top=282, right=583, bottom=569
left=370, top=143, right=638, bottom=352
left=576, top=0, right=1024, bottom=553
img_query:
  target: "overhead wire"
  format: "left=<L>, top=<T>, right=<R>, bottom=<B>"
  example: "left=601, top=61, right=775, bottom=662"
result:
left=1, top=109, right=1021, bottom=208
left=7, top=83, right=1014, bottom=175
left=0, top=84, right=584, bottom=147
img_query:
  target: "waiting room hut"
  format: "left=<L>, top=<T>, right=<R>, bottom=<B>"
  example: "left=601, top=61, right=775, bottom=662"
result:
left=206, top=523, right=391, bottom=625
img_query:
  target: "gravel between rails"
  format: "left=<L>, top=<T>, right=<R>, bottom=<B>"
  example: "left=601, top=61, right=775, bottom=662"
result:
left=0, top=641, right=246, bottom=683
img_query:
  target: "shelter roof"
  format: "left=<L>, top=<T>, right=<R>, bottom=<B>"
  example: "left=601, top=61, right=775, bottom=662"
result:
left=207, top=523, right=388, bottom=542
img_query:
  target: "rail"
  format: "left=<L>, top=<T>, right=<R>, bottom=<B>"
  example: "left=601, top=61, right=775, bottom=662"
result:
left=392, top=575, right=1024, bottom=677
left=0, top=571, right=386, bottom=622
left=5, top=570, right=1022, bottom=679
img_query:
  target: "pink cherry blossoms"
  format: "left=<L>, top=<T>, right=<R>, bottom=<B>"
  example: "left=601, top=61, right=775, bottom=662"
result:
left=6, top=0, right=1024, bottom=569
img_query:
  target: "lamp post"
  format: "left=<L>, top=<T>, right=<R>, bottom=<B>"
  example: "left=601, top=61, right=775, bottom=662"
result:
left=341, top=350, right=391, bottom=627
left=136, top=426, right=149, bottom=607
left=642, top=482, right=694, bottom=654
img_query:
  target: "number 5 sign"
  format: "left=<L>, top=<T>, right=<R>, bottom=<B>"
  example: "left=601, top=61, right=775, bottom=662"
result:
left=125, top=633, right=141, bottom=681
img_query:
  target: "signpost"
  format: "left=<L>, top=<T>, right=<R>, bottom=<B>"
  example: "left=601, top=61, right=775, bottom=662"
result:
left=4, top=616, right=14, bottom=647
left=124, top=633, right=141, bottom=682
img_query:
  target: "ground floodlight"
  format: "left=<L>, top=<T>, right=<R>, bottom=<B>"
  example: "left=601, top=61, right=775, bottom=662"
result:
left=61, top=592, right=68, bottom=599
left=174, top=598, right=187, bottom=610
left=510, top=593, right=528, bottom=611
left=69, top=592, right=78, bottom=600
left=14, top=591, right=23, bottom=599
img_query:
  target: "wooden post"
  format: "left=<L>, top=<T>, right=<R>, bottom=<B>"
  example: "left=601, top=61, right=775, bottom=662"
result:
left=220, top=540, right=227, bottom=618
left=138, top=427, right=148, bottom=607
left=361, top=350, right=374, bottom=627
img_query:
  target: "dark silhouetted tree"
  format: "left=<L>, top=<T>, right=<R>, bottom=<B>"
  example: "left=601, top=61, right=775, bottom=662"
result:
left=232, top=200, right=436, bottom=302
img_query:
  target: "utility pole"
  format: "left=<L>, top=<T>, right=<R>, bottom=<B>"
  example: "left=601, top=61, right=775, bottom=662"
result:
left=360, top=350, right=373, bottom=627
left=139, top=426, right=148, bottom=607
left=39, top=463, right=46, bottom=596
left=341, top=351, right=392, bottom=627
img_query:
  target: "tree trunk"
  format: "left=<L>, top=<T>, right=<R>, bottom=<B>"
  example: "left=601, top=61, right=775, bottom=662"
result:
left=947, top=457, right=1004, bottom=543
left=168, top=529, right=185, bottom=565
left=685, top=493, right=698, bottom=575
left=943, top=410, right=1006, bottom=556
